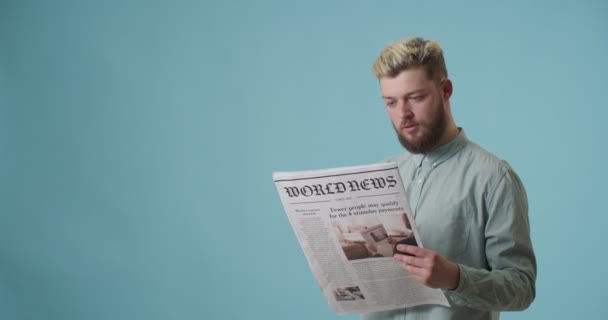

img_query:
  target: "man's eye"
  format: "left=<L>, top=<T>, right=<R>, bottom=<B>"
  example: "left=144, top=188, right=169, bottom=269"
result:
left=409, top=96, right=423, bottom=102
left=386, top=101, right=396, bottom=107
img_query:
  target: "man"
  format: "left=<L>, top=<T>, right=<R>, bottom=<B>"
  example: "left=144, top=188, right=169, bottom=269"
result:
left=362, top=37, right=536, bottom=320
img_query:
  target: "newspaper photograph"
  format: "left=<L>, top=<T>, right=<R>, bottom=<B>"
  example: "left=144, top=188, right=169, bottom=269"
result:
left=272, top=162, right=450, bottom=314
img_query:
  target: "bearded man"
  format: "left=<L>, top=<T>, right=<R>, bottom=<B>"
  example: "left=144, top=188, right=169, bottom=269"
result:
left=362, top=37, right=537, bottom=320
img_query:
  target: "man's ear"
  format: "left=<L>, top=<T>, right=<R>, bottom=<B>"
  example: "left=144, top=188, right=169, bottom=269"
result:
left=441, top=79, right=453, bottom=100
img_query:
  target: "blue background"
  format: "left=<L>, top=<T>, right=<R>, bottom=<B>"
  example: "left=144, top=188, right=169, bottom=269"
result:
left=1, top=0, right=606, bottom=319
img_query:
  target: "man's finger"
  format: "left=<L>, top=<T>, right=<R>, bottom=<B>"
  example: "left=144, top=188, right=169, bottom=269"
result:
left=395, top=244, right=427, bottom=257
left=394, top=254, right=428, bottom=268
left=402, top=263, right=429, bottom=279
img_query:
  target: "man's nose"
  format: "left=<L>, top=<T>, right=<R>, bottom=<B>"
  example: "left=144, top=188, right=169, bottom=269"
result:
left=396, top=101, right=414, bottom=119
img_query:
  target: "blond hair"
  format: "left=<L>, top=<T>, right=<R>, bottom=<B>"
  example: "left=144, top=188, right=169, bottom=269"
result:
left=372, top=37, right=448, bottom=81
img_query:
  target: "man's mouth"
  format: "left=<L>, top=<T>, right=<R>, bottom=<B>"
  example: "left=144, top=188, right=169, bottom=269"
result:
left=401, top=123, right=418, bottom=133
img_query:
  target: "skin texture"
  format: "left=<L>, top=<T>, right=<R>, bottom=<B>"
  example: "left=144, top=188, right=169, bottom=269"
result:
left=379, top=67, right=461, bottom=290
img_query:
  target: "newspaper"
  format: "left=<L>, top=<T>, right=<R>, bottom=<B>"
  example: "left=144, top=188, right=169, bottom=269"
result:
left=272, top=162, right=450, bottom=314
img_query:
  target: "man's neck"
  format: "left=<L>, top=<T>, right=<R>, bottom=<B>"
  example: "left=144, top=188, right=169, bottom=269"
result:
left=428, top=125, right=460, bottom=154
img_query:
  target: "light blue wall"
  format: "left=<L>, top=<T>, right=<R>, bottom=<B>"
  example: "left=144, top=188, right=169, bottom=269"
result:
left=1, top=0, right=606, bottom=319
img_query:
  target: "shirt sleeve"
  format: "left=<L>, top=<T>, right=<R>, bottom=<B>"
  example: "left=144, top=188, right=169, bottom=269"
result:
left=446, top=167, right=537, bottom=311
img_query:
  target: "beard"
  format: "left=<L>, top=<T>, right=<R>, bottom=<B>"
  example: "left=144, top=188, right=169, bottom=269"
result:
left=393, top=103, right=448, bottom=154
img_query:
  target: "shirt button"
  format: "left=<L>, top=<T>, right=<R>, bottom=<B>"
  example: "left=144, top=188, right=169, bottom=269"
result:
left=418, top=179, right=423, bottom=184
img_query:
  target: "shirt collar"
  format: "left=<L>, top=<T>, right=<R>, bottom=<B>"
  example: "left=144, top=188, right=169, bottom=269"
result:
left=412, top=129, right=468, bottom=168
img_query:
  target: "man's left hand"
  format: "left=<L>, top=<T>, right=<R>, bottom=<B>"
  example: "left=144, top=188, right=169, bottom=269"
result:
left=393, top=244, right=460, bottom=290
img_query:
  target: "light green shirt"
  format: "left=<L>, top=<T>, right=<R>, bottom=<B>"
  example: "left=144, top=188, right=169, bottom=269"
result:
left=363, top=130, right=536, bottom=320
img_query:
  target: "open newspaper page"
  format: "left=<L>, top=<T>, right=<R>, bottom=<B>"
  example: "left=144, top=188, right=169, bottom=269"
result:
left=272, top=162, right=449, bottom=314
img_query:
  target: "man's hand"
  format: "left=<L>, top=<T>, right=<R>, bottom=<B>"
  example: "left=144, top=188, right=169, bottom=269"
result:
left=393, top=244, right=460, bottom=290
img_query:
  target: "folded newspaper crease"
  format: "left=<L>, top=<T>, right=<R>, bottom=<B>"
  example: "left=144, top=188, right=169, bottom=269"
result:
left=273, top=162, right=450, bottom=314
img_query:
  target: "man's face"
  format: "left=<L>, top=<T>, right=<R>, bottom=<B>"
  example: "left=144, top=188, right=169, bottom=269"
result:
left=380, top=67, right=448, bottom=154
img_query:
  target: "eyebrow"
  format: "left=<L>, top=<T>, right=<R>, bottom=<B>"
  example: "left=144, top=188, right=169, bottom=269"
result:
left=381, top=89, right=426, bottom=100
